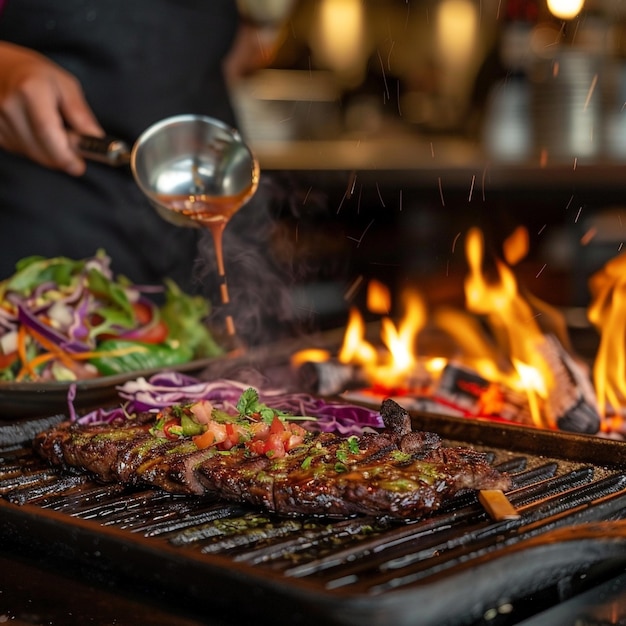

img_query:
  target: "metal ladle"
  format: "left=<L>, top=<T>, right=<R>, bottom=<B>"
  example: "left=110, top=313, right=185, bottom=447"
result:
left=79, top=114, right=260, bottom=341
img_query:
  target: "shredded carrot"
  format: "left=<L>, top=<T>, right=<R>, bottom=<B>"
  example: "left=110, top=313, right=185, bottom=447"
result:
left=16, top=324, right=36, bottom=379
left=15, top=352, right=56, bottom=381
left=16, top=325, right=149, bottom=381
left=27, top=328, right=78, bottom=370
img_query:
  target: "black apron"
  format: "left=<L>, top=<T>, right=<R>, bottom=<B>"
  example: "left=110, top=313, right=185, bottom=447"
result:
left=0, top=0, right=239, bottom=293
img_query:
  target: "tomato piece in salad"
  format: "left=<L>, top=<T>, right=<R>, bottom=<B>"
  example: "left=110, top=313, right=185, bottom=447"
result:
left=129, top=302, right=169, bottom=344
left=0, top=351, right=18, bottom=370
left=131, top=320, right=169, bottom=344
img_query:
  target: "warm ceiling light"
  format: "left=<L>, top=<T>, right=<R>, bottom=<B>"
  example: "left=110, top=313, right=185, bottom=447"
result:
left=436, top=0, right=478, bottom=67
left=546, top=0, right=585, bottom=20
left=314, top=0, right=365, bottom=78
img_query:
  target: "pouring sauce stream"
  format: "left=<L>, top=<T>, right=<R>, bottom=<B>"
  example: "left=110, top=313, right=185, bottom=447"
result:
left=157, top=188, right=254, bottom=339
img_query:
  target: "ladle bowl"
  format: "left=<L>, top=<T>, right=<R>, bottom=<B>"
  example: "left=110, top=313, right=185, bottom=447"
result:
left=78, top=114, right=260, bottom=227
left=131, top=115, right=259, bottom=227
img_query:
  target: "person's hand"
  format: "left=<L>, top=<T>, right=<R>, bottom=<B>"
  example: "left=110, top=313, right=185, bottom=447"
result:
left=0, top=42, right=103, bottom=176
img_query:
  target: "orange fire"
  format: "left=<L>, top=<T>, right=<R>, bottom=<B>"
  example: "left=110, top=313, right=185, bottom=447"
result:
left=337, top=285, right=430, bottom=389
left=460, top=227, right=559, bottom=428
left=588, top=252, right=626, bottom=422
left=366, top=279, right=391, bottom=315
left=292, top=225, right=625, bottom=433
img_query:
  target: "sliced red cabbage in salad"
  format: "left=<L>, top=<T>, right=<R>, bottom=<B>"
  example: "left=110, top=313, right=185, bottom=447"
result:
left=70, top=371, right=384, bottom=435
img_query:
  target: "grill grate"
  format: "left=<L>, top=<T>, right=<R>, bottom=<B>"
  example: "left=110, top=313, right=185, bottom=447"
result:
left=3, top=413, right=626, bottom=626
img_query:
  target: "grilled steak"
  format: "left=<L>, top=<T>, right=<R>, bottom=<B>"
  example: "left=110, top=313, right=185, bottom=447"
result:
left=33, top=398, right=511, bottom=520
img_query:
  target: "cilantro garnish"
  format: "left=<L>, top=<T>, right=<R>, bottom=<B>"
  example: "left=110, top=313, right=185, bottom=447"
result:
left=336, top=448, right=349, bottom=464
left=235, top=387, right=313, bottom=423
left=347, top=436, right=360, bottom=454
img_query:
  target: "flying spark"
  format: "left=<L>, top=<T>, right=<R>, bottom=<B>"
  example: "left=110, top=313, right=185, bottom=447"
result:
left=580, top=227, right=597, bottom=246
left=575, top=206, right=583, bottom=223
left=438, top=177, right=445, bottom=206
left=377, top=49, right=390, bottom=103
left=336, top=194, right=346, bottom=215
left=387, top=38, right=395, bottom=72
left=469, top=175, right=476, bottom=202
left=347, top=219, right=375, bottom=248
left=481, top=165, right=489, bottom=201
left=344, top=275, right=364, bottom=302
left=303, top=186, right=312, bottom=205
left=452, top=231, right=462, bottom=253
left=376, top=182, right=386, bottom=207
left=348, top=172, right=357, bottom=198
left=583, top=74, right=598, bottom=112
left=536, top=263, right=547, bottom=278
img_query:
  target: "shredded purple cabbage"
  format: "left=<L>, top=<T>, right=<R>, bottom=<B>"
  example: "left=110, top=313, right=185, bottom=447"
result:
left=72, top=370, right=384, bottom=435
left=67, top=383, right=77, bottom=422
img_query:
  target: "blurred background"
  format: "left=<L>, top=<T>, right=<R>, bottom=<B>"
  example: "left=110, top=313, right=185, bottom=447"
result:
left=229, top=0, right=626, bottom=336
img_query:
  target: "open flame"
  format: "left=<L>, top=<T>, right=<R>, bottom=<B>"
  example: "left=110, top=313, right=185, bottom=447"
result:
left=588, top=253, right=626, bottom=424
left=336, top=287, right=429, bottom=389
left=294, top=225, right=623, bottom=434
left=461, top=227, right=558, bottom=428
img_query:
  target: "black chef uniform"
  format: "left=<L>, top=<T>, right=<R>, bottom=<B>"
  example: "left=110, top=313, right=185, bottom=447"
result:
left=0, top=0, right=239, bottom=293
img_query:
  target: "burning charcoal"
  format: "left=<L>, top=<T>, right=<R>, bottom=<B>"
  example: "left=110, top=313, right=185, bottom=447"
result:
left=341, top=389, right=459, bottom=415
left=536, top=335, right=600, bottom=434
left=434, top=362, right=532, bottom=424
left=296, top=359, right=367, bottom=395
left=435, top=362, right=490, bottom=413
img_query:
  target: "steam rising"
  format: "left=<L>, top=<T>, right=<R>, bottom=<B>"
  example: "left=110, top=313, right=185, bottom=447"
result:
left=191, top=175, right=326, bottom=346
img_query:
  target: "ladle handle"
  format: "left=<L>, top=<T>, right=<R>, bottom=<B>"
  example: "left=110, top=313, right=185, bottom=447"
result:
left=77, top=135, right=131, bottom=167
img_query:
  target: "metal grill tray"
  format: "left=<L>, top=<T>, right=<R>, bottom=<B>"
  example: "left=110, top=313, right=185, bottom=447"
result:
left=3, top=412, right=626, bottom=626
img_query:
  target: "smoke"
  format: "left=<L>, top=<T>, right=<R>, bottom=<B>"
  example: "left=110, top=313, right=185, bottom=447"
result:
left=191, top=174, right=329, bottom=346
